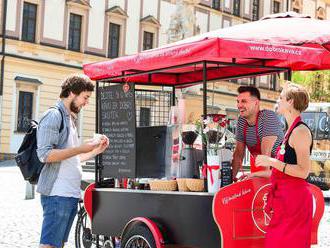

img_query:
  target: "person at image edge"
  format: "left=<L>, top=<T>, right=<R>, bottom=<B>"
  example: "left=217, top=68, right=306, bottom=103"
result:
left=36, top=74, right=109, bottom=248
left=256, top=83, right=313, bottom=248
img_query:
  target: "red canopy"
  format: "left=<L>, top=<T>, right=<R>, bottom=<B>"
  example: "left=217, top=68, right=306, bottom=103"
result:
left=83, top=12, right=330, bottom=86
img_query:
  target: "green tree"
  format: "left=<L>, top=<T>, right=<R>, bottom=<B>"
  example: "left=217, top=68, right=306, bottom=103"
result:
left=292, top=71, right=330, bottom=102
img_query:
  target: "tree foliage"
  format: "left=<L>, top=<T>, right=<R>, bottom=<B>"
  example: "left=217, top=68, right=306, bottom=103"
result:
left=292, top=71, right=330, bottom=102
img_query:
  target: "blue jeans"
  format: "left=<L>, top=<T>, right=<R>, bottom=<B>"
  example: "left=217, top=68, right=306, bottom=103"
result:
left=40, top=195, right=79, bottom=248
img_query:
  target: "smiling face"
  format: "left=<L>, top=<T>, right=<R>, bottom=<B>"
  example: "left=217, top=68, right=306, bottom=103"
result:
left=69, top=91, right=92, bottom=114
left=237, top=92, right=260, bottom=119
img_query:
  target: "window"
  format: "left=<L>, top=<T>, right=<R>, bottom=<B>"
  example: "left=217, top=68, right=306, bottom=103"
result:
left=143, top=31, right=154, bottom=51
left=223, top=19, right=231, bottom=28
left=252, top=0, right=259, bottom=21
left=212, top=0, right=221, bottom=10
left=22, top=2, right=37, bottom=42
left=233, top=0, right=241, bottom=16
left=108, top=23, right=120, bottom=58
left=224, top=0, right=230, bottom=9
left=140, top=107, right=151, bottom=127
left=273, top=1, right=280, bottom=13
left=251, top=77, right=257, bottom=86
left=17, top=91, right=33, bottom=132
left=270, top=74, right=277, bottom=90
left=68, top=13, right=82, bottom=51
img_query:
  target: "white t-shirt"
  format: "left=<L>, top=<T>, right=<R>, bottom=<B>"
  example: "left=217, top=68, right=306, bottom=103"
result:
left=50, top=116, right=82, bottom=198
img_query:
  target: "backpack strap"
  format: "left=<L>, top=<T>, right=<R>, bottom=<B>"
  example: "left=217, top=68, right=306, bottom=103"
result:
left=49, top=106, right=64, bottom=133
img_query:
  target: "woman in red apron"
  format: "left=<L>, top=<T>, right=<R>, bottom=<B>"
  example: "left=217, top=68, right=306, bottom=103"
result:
left=255, top=83, right=313, bottom=248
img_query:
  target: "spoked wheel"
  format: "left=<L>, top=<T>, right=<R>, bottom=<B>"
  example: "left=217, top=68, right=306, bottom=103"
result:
left=75, top=207, right=94, bottom=248
left=121, top=225, right=156, bottom=248
left=75, top=207, right=112, bottom=248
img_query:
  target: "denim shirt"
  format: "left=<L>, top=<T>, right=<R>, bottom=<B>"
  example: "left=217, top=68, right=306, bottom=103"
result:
left=36, top=100, right=71, bottom=195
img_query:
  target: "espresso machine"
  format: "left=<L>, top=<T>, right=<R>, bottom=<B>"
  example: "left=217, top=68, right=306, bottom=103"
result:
left=177, top=131, right=201, bottom=178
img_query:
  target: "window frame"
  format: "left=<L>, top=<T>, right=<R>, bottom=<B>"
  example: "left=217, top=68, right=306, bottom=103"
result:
left=212, top=0, right=221, bottom=10
left=233, top=0, right=241, bottom=17
left=252, top=0, right=260, bottom=21
left=273, top=1, right=281, bottom=14
left=140, top=15, right=159, bottom=52
left=15, top=77, right=42, bottom=134
left=108, top=22, right=121, bottom=58
left=105, top=6, right=128, bottom=58
left=68, top=13, right=82, bottom=52
left=143, top=31, right=154, bottom=51
left=17, top=91, right=34, bottom=132
left=21, top=2, right=38, bottom=43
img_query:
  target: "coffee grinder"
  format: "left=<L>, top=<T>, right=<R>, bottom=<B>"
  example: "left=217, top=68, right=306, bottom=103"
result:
left=177, top=131, right=199, bottom=178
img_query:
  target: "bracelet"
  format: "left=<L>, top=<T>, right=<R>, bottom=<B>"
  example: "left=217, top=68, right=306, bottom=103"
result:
left=282, top=163, right=287, bottom=174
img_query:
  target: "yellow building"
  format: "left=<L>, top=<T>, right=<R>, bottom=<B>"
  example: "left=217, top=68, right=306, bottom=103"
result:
left=0, top=0, right=329, bottom=159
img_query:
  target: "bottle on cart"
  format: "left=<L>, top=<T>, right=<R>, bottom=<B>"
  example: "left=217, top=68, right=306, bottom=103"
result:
left=114, top=237, right=121, bottom=248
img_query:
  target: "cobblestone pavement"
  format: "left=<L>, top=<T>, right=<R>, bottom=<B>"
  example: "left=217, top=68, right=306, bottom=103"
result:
left=0, top=165, right=76, bottom=248
left=0, top=164, right=329, bottom=248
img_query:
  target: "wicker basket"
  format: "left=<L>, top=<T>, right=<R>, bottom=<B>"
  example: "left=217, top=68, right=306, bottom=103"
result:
left=176, top=178, right=190, bottom=192
left=149, top=180, right=178, bottom=191
left=186, top=179, right=205, bottom=192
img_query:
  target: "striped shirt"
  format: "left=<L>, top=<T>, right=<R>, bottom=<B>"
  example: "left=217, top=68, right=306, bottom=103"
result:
left=235, top=109, right=284, bottom=157
left=36, top=100, right=70, bottom=196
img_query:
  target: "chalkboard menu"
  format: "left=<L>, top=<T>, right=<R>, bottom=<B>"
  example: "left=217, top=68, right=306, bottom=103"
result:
left=221, top=161, right=232, bottom=187
left=99, top=84, right=136, bottom=178
left=302, top=112, right=329, bottom=140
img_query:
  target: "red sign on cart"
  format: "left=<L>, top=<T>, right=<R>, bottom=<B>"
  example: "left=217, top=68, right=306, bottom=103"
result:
left=212, top=178, right=325, bottom=248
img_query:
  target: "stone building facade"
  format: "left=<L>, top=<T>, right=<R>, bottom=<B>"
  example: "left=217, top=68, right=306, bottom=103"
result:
left=0, top=0, right=329, bottom=158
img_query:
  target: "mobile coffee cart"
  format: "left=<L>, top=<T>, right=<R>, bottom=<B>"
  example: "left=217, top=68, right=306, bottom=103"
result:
left=78, top=13, right=329, bottom=248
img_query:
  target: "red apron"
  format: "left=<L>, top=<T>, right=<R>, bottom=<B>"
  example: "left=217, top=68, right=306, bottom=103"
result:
left=243, top=112, right=266, bottom=173
left=265, top=116, right=312, bottom=248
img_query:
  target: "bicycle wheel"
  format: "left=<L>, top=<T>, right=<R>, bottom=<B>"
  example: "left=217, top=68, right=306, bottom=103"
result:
left=121, top=225, right=156, bottom=248
left=75, top=207, right=95, bottom=248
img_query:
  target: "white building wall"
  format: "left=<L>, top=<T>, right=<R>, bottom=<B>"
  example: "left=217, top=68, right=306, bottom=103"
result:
left=209, top=12, right=222, bottom=31
left=126, top=0, right=141, bottom=54
left=317, top=0, right=326, bottom=9
left=263, top=0, right=272, bottom=17
left=196, top=10, right=208, bottom=33
left=327, top=5, right=330, bottom=20
left=6, top=0, right=18, bottom=32
left=159, top=0, right=176, bottom=46
left=224, top=0, right=230, bottom=9
left=43, top=0, right=65, bottom=41
left=303, top=0, right=316, bottom=17
left=108, top=0, right=126, bottom=9
left=143, top=0, right=158, bottom=17
left=232, top=18, right=243, bottom=26
left=87, top=0, right=106, bottom=49
left=244, top=0, right=250, bottom=15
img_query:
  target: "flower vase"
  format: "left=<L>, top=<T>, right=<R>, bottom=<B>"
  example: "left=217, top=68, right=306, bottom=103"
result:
left=206, top=154, right=221, bottom=193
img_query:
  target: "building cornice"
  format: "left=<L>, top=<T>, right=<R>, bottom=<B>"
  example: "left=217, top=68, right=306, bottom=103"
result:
left=66, top=0, right=91, bottom=10
left=106, top=6, right=128, bottom=18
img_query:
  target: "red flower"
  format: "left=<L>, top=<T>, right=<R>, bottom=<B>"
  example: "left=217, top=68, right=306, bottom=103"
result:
left=213, top=116, right=220, bottom=122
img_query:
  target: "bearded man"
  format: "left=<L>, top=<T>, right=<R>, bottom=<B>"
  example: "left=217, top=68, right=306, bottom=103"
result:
left=36, top=74, right=109, bottom=248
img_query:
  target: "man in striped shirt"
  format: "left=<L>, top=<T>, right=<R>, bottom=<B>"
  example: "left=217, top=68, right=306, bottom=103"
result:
left=232, top=86, right=284, bottom=180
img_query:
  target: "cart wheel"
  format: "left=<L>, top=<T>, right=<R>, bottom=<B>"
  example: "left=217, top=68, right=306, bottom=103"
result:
left=76, top=207, right=106, bottom=248
left=121, top=224, right=156, bottom=248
